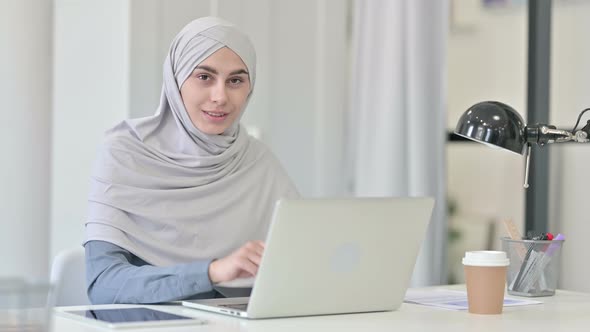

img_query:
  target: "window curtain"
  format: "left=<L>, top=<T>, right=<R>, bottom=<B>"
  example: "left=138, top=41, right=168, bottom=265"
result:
left=349, top=0, right=448, bottom=285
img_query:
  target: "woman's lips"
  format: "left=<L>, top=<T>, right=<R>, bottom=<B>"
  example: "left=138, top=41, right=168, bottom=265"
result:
left=202, top=110, right=229, bottom=121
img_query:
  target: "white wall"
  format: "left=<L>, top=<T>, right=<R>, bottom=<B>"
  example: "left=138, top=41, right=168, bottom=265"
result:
left=447, top=3, right=528, bottom=281
left=128, top=0, right=211, bottom=119
left=0, top=0, right=52, bottom=279
left=448, top=1, right=590, bottom=291
left=549, top=1, right=590, bottom=292
left=51, top=0, right=131, bottom=258
left=262, top=0, right=349, bottom=197
left=448, top=3, right=527, bottom=127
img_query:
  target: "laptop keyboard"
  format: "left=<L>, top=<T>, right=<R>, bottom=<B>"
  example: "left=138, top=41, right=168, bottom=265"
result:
left=219, top=303, right=248, bottom=311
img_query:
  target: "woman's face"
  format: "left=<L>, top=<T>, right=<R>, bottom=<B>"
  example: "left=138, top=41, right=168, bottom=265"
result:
left=180, top=47, right=251, bottom=135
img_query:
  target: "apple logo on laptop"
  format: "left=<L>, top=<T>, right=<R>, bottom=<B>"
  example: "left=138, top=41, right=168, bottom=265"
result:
left=330, top=243, right=361, bottom=273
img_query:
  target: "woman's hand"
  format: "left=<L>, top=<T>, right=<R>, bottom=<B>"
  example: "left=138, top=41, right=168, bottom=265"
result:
left=208, top=241, right=265, bottom=284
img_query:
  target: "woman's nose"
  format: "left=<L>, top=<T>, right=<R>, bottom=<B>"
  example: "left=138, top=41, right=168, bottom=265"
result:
left=210, top=81, right=228, bottom=105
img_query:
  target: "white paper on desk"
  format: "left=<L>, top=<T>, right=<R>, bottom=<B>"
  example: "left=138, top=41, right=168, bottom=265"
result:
left=404, top=289, right=542, bottom=311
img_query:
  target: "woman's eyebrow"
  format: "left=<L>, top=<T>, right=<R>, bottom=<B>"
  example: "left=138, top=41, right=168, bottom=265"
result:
left=229, top=69, right=249, bottom=76
left=195, top=65, right=248, bottom=76
left=195, top=65, right=218, bottom=74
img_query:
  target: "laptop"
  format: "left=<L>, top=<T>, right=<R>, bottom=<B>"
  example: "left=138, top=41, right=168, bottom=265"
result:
left=182, top=197, right=435, bottom=319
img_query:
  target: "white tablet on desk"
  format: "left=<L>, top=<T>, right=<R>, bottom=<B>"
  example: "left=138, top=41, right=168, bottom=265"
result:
left=55, top=306, right=206, bottom=329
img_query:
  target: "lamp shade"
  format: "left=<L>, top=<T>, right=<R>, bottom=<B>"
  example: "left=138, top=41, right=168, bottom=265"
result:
left=454, top=101, right=527, bottom=155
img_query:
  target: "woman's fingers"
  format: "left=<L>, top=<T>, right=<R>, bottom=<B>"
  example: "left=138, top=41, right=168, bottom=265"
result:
left=236, top=255, right=259, bottom=276
left=240, top=244, right=263, bottom=267
left=247, top=250, right=262, bottom=266
left=243, top=241, right=265, bottom=256
left=209, top=241, right=266, bottom=283
left=236, top=241, right=264, bottom=275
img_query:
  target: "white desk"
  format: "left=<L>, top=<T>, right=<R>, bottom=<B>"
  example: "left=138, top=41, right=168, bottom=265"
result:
left=52, top=285, right=590, bottom=332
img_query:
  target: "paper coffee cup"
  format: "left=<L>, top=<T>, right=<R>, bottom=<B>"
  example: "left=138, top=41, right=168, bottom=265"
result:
left=463, top=251, right=510, bottom=314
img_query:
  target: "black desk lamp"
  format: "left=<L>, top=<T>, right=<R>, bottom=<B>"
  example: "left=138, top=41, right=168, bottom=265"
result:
left=454, top=101, right=590, bottom=188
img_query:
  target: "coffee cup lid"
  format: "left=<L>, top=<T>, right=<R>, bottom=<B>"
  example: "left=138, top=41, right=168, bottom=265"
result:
left=462, top=251, right=510, bottom=267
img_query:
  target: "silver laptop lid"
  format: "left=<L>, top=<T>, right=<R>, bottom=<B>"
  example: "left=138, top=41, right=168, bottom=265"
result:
left=247, top=197, right=434, bottom=318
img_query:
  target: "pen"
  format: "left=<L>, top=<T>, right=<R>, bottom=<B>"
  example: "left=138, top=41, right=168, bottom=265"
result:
left=512, top=241, right=535, bottom=291
left=517, top=233, right=565, bottom=293
left=512, top=232, right=554, bottom=292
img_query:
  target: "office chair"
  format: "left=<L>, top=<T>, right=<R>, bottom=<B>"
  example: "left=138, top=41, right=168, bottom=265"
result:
left=50, top=246, right=91, bottom=306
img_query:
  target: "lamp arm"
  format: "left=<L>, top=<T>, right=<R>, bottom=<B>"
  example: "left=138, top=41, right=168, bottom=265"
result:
left=574, top=120, right=590, bottom=142
left=539, top=126, right=575, bottom=143
left=526, top=124, right=589, bottom=145
left=521, top=120, right=589, bottom=189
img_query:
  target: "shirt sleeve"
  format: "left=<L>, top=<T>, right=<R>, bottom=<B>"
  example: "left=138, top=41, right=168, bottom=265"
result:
left=85, top=240, right=215, bottom=304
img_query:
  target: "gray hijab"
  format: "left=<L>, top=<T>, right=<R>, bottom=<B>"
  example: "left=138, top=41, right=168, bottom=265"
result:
left=85, top=17, right=299, bottom=266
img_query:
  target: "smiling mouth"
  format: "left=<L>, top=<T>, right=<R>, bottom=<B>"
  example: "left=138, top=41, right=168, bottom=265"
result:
left=203, top=110, right=229, bottom=118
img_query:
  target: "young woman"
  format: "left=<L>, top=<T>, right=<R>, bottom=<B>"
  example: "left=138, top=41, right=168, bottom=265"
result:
left=84, top=17, right=299, bottom=304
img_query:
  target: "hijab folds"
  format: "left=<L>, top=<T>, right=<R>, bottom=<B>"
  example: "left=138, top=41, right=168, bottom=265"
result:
left=85, top=17, right=299, bottom=266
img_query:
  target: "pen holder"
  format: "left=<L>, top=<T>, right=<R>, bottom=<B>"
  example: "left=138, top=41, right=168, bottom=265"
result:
left=501, top=237, right=564, bottom=297
left=0, top=278, right=54, bottom=332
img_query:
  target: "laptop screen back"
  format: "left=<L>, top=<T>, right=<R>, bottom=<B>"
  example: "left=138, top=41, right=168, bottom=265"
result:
left=246, top=197, right=435, bottom=318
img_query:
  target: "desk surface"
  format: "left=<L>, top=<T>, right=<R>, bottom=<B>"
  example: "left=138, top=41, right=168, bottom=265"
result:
left=52, top=285, right=590, bottom=332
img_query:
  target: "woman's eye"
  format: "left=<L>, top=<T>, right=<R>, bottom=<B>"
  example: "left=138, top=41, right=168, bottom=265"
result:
left=197, top=74, right=210, bottom=81
left=229, top=78, right=243, bottom=85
